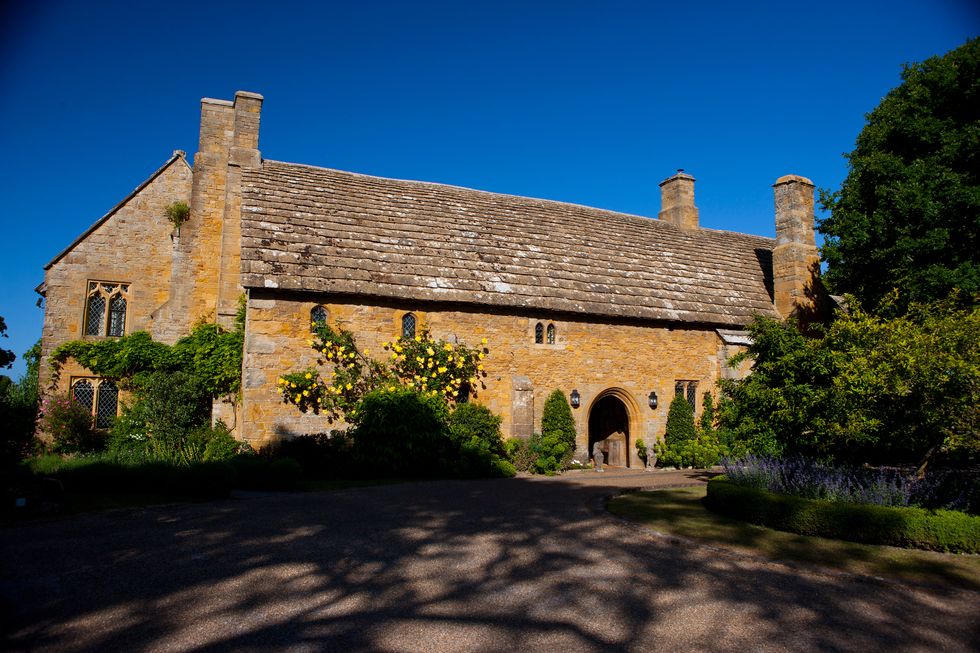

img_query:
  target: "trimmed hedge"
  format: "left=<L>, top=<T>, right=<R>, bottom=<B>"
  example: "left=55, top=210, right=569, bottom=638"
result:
left=705, top=476, right=980, bottom=553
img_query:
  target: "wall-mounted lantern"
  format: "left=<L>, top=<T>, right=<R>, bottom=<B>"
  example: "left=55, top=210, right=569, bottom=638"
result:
left=648, top=391, right=658, bottom=410
left=570, top=389, right=581, bottom=408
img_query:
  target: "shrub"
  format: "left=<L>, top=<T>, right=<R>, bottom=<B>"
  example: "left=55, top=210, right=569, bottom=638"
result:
left=39, top=395, right=104, bottom=454
left=505, top=437, right=536, bottom=473
left=351, top=388, right=453, bottom=476
left=541, top=390, right=576, bottom=452
left=664, top=394, right=696, bottom=444
left=229, top=454, right=302, bottom=490
left=275, top=431, right=355, bottom=479
left=722, top=455, right=978, bottom=513
left=165, top=201, right=190, bottom=231
left=706, top=476, right=980, bottom=553
left=24, top=453, right=234, bottom=500
left=530, top=431, right=574, bottom=475
left=655, top=433, right=727, bottom=469
left=108, top=401, right=150, bottom=457
left=139, top=370, right=212, bottom=464
left=0, top=376, right=40, bottom=467
left=635, top=438, right=648, bottom=464
left=448, top=403, right=514, bottom=478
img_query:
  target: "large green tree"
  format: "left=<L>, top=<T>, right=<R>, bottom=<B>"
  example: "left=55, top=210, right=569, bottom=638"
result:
left=718, top=298, right=980, bottom=470
left=818, top=38, right=980, bottom=312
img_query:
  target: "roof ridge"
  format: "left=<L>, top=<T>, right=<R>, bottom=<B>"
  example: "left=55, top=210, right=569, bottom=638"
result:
left=256, top=159, right=774, bottom=242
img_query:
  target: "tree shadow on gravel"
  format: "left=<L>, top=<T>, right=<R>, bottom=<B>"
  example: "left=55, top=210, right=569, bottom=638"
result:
left=1, top=473, right=977, bottom=652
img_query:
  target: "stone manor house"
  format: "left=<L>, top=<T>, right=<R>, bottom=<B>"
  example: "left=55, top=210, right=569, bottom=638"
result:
left=38, top=91, right=823, bottom=467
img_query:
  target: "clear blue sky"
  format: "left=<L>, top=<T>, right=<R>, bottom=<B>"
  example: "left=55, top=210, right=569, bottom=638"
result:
left=1, top=0, right=977, bottom=378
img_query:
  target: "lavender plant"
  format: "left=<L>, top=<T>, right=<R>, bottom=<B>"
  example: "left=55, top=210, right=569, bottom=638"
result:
left=722, top=455, right=977, bottom=513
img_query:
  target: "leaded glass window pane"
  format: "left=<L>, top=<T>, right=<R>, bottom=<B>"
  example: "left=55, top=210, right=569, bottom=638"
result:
left=96, top=382, right=118, bottom=429
left=72, top=380, right=95, bottom=412
left=675, top=381, right=684, bottom=397
left=311, top=305, right=327, bottom=328
left=402, top=313, right=416, bottom=339
left=546, top=323, right=556, bottom=344
left=108, top=295, right=127, bottom=337
left=86, top=295, right=106, bottom=336
left=534, top=322, right=543, bottom=344
left=686, top=382, right=697, bottom=409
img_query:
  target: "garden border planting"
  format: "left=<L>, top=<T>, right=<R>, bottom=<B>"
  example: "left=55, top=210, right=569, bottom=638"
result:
left=705, top=476, right=980, bottom=553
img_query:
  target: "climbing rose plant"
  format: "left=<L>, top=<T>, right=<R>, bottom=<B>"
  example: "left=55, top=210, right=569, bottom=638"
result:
left=278, top=323, right=489, bottom=424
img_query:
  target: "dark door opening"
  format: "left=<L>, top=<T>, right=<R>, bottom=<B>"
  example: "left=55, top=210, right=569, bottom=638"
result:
left=588, top=395, right=630, bottom=467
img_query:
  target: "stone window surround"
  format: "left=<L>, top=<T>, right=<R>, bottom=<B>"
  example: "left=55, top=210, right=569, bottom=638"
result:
left=310, top=305, right=328, bottom=330
left=83, top=280, right=130, bottom=338
left=70, top=376, right=120, bottom=429
left=529, top=318, right=562, bottom=348
left=674, top=380, right=698, bottom=410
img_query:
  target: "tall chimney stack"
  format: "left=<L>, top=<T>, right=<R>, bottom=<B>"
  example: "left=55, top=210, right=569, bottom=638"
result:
left=772, top=174, right=821, bottom=319
left=157, top=91, right=264, bottom=340
left=658, top=169, right=699, bottom=230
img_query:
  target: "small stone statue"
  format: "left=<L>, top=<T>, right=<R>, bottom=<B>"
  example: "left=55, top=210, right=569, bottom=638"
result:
left=646, top=451, right=657, bottom=471
left=592, top=443, right=604, bottom=472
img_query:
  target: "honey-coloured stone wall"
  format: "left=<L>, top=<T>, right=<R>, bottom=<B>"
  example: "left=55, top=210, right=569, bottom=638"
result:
left=242, top=291, right=733, bottom=467
left=39, top=155, right=193, bottom=398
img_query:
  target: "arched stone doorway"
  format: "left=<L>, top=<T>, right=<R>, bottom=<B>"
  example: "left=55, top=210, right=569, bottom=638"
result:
left=588, top=393, right=632, bottom=468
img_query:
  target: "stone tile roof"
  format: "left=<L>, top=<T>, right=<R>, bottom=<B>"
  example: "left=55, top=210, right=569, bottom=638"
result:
left=240, top=161, right=780, bottom=326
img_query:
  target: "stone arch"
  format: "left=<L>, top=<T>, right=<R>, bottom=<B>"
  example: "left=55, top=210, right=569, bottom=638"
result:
left=587, top=388, right=640, bottom=468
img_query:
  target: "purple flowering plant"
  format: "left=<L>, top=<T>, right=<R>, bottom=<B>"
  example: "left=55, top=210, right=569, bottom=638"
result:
left=722, top=455, right=976, bottom=513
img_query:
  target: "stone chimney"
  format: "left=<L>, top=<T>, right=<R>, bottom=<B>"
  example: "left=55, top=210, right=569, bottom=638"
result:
left=772, top=174, right=821, bottom=319
left=156, top=91, right=263, bottom=340
left=658, top=169, right=699, bottom=229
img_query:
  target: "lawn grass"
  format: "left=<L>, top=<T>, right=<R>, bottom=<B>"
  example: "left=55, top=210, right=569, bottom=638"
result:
left=607, top=486, right=980, bottom=591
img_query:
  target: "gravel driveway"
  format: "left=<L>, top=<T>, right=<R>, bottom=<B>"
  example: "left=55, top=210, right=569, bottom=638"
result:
left=2, top=469, right=977, bottom=652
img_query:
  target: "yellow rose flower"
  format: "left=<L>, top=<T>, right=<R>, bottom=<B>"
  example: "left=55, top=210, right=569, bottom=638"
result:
left=431, top=372, right=437, bottom=378
left=481, top=338, right=488, bottom=345
left=392, top=353, right=398, bottom=360
left=415, top=335, right=422, bottom=342
left=443, top=343, right=452, bottom=352
left=290, top=382, right=297, bottom=388
left=345, top=382, right=353, bottom=390
left=303, top=390, right=309, bottom=396
left=305, top=372, right=312, bottom=379
left=438, top=366, right=447, bottom=373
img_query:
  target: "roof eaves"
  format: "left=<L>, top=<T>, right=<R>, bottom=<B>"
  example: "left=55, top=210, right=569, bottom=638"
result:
left=43, top=150, right=190, bottom=270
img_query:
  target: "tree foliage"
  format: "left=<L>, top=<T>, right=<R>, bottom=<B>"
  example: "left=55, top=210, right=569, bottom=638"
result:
left=0, top=316, right=15, bottom=369
left=818, top=38, right=980, bottom=312
left=719, top=297, right=980, bottom=469
left=0, top=340, right=42, bottom=465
